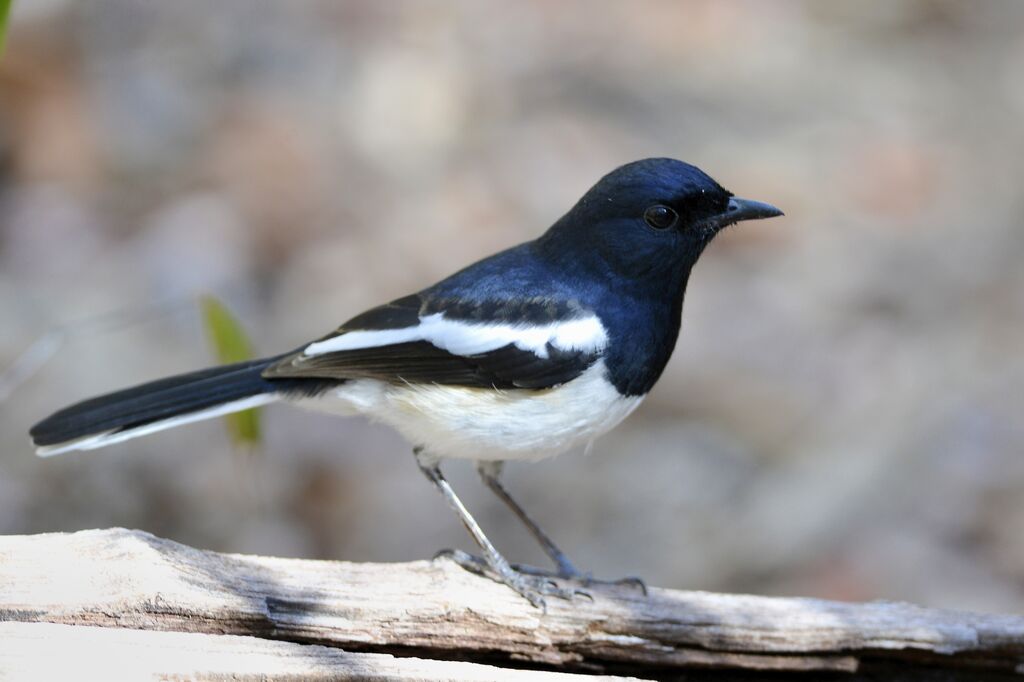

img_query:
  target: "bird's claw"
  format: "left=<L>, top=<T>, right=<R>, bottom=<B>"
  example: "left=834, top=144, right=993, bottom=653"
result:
left=511, top=561, right=647, bottom=596
left=433, top=547, right=487, bottom=573
left=434, top=548, right=590, bottom=609
left=608, top=575, right=648, bottom=595
left=507, top=572, right=588, bottom=610
left=569, top=572, right=647, bottom=595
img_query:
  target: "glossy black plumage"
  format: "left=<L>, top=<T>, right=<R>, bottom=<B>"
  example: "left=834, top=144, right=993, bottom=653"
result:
left=264, top=294, right=600, bottom=389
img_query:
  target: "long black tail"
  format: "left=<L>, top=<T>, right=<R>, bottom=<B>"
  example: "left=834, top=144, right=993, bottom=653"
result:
left=30, top=355, right=331, bottom=456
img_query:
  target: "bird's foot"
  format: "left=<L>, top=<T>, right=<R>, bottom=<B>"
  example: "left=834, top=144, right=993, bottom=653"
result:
left=434, top=549, right=591, bottom=610
left=505, top=561, right=648, bottom=596
left=577, top=573, right=648, bottom=596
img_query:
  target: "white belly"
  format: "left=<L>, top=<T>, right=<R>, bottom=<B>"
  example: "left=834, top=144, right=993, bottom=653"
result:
left=297, top=361, right=642, bottom=463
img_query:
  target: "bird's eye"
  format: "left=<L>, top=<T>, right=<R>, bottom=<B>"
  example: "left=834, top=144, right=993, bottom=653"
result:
left=643, top=205, right=678, bottom=230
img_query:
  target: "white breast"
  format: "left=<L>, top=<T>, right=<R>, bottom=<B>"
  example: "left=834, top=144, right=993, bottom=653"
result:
left=297, top=360, right=642, bottom=464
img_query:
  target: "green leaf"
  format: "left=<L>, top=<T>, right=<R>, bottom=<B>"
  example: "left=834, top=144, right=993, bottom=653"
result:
left=200, top=295, right=262, bottom=448
left=0, top=0, right=12, bottom=57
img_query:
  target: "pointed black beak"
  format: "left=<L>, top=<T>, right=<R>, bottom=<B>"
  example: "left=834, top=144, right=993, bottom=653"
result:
left=708, top=196, right=784, bottom=231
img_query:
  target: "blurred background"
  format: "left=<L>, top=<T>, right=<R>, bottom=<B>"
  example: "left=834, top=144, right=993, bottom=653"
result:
left=2, top=0, right=1023, bottom=613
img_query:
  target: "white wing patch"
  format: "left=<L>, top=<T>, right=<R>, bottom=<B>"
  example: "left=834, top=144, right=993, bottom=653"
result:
left=303, top=313, right=607, bottom=360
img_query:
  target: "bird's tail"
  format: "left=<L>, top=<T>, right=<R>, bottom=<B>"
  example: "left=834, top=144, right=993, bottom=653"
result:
left=30, top=354, right=328, bottom=457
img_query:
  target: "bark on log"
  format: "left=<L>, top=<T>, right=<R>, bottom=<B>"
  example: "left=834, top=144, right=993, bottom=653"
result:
left=1, top=528, right=1023, bottom=680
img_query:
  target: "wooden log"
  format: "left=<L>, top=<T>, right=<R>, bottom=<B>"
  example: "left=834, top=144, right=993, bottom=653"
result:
left=0, top=622, right=641, bottom=681
left=1, top=528, right=1023, bottom=680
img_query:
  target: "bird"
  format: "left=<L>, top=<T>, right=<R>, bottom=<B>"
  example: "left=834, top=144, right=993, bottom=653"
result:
left=29, top=158, right=783, bottom=608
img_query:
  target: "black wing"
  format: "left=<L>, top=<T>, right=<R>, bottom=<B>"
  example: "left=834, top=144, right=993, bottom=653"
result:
left=263, top=294, right=603, bottom=390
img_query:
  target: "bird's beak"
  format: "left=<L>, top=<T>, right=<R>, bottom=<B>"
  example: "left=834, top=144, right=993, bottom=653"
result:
left=707, top=197, right=784, bottom=232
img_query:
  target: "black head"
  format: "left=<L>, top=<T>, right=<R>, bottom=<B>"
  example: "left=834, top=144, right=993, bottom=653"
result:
left=537, top=158, right=782, bottom=288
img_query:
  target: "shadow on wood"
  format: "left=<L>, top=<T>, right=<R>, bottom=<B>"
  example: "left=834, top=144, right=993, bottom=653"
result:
left=1, top=528, right=1023, bottom=680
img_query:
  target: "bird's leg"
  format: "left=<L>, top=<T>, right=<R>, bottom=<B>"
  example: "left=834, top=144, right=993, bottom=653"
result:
left=476, top=461, right=580, bottom=578
left=477, top=461, right=648, bottom=595
left=414, top=448, right=579, bottom=609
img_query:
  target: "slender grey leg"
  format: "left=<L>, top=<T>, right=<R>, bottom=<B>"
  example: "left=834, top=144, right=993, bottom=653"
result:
left=477, top=461, right=580, bottom=578
left=477, top=461, right=648, bottom=595
left=414, top=448, right=577, bottom=609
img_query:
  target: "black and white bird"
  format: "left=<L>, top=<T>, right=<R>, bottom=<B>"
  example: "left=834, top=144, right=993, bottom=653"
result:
left=30, top=158, right=782, bottom=607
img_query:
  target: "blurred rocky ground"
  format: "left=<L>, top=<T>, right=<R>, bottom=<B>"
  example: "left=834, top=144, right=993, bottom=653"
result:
left=1, top=0, right=1023, bottom=613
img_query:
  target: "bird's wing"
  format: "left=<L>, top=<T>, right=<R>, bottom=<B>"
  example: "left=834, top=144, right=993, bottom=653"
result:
left=262, top=293, right=607, bottom=389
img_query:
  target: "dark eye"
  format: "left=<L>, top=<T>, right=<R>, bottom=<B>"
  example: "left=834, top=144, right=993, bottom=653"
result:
left=643, top=205, right=678, bottom=230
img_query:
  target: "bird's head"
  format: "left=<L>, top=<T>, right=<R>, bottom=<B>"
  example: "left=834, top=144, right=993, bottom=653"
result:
left=538, top=158, right=783, bottom=288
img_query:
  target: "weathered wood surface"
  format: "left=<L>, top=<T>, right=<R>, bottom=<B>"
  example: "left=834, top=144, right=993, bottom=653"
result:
left=1, top=528, right=1024, bottom=680
left=0, top=622, right=641, bottom=681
